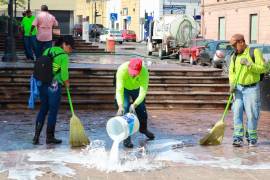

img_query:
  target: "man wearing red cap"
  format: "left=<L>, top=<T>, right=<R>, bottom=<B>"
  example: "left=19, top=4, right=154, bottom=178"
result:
left=115, top=58, right=155, bottom=148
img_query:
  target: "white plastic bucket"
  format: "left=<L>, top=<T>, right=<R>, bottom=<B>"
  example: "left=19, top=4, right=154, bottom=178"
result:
left=106, top=113, right=140, bottom=141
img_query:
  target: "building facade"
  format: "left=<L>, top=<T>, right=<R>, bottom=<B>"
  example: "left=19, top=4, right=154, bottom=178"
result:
left=202, top=0, right=270, bottom=43
left=0, top=0, right=76, bottom=34
left=120, top=0, right=140, bottom=37
left=75, top=0, right=108, bottom=26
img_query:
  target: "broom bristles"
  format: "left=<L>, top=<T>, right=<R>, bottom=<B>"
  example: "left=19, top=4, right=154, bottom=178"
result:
left=69, top=114, right=90, bottom=147
left=199, top=120, right=226, bottom=146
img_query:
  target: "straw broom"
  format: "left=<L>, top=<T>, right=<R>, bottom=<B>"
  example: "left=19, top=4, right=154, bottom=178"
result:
left=199, top=65, right=243, bottom=146
left=199, top=93, right=233, bottom=145
left=66, top=88, right=90, bottom=147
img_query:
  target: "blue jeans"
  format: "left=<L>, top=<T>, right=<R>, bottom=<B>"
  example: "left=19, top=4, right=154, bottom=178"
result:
left=36, top=81, right=62, bottom=131
left=23, top=36, right=38, bottom=60
left=37, top=40, right=52, bottom=58
left=232, top=83, right=261, bottom=142
left=116, top=88, right=148, bottom=132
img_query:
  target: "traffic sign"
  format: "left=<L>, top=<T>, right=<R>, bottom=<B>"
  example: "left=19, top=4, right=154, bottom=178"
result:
left=110, top=13, right=118, bottom=22
left=127, top=16, right=131, bottom=22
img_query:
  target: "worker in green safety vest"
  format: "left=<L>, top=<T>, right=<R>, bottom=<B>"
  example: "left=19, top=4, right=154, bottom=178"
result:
left=229, top=34, right=266, bottom=147
left=115, top=58, right=155, bottom=148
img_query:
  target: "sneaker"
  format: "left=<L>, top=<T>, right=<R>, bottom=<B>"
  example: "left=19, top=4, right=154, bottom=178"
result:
left=248, top=140, right=257, bottom=147
left=232, top=139, right=243, bottom=147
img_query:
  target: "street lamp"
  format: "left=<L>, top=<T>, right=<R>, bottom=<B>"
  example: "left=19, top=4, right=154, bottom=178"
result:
left=28, top=0, right=30, bottom=10
left=2, top=0, right=17, bottom=62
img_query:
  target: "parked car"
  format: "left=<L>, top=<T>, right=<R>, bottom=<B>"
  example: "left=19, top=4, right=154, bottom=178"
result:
left=179, top=38, right=213, bottom=64
left=198, top=40, right=233, bottom=67
left=249, top=44, right=270, bottom=63
left=121, top=30, right=136, bottom=42
left=99, top=29, right=123, bottom=44
left=73, top=24, right=82, bottom=37
left=89, top=24, right=104, bottom=39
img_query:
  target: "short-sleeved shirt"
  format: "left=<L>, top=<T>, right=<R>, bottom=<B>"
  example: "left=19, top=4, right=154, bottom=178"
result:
left=32, top=11, right=58, bottom=42
left=21, top=16, right=37, bottom=36
left=43, top=47, right=69, bottom=85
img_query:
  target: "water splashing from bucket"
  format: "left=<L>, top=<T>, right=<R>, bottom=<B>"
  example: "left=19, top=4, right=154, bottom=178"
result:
left=106, top=113, right=140, bottom=163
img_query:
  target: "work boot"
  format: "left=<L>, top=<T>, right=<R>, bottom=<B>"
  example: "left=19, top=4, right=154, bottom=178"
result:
left=32, top=122, right=44, bottom=145
left=123, top=136, right=133, bottom=148
left=46, top=126, right=62, bottom=144
left=140, top=130, right=155, bottom=140
left=139, top=120, right=155, bottom=140
left=232, top=138, right=243, bottom=147
left=248, top=139, right=257, bottom=147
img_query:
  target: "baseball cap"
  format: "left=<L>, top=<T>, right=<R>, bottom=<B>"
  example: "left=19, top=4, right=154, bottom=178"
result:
left=128, top=58, right=143, bottom=76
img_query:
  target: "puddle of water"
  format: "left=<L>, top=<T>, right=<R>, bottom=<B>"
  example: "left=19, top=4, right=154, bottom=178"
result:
left=2, top=138, right=270, bottom=180
left=29, top=140, right=163, bottom=172
left=0, top=139, right=164, bottom=179
left=147, top=139, right=270, bottom=170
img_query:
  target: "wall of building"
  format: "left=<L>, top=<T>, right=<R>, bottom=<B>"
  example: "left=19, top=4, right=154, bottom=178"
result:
left=120, top=0, right=140, bottom=40
left=0, top=0, right=75, bottom=15
left=31, top=0, right=75, bottom=11
left=75, top=0, right=108, bottom=27
left=203, top=0, right=270, bottom=43
left=75, top=0, right=90, bottom=24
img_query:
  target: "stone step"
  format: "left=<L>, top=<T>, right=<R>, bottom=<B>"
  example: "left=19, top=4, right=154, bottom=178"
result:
left=0, top=63, right=228, bottom=110
left=74, top=46, right=100, bottom=50
left=0, top=84, right=229, bottom=93
left=74, top=43, right=94, bottom=47
left=0, top=90, right=229, bottom=101
left=0, top=99, right=227, bottom=110
left=0, top=33, right=105, bottom=52
left=0, top=41, right=24, bottom=45
left=0, top=66, right=224, bottom=78
left=0, top=73, right=228, bottom=84
left=73, top=49, right=106, bottom=53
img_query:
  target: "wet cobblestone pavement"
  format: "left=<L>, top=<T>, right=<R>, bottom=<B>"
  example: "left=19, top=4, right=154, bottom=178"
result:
left=1, top=109, right=270, bottom=180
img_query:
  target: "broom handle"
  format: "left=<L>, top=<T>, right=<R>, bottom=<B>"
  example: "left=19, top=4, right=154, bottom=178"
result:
left=66, top=88, right=75, bottom=116
left=221, top=65, right=243, bottom=121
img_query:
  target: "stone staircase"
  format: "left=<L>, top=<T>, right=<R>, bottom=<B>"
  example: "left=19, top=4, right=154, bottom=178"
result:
left=0, top=63, right=229, bottom=110
left=0, top=33, right=105, bottom=53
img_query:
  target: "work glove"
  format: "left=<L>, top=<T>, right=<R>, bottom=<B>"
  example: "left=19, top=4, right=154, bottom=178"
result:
left=116, top=106, right=124, bottom=116
left=240, top=58, right=252, bottom=67
left=229, top=84, right=235, bottom=94
left=129, top=104, right=136, bottom=114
